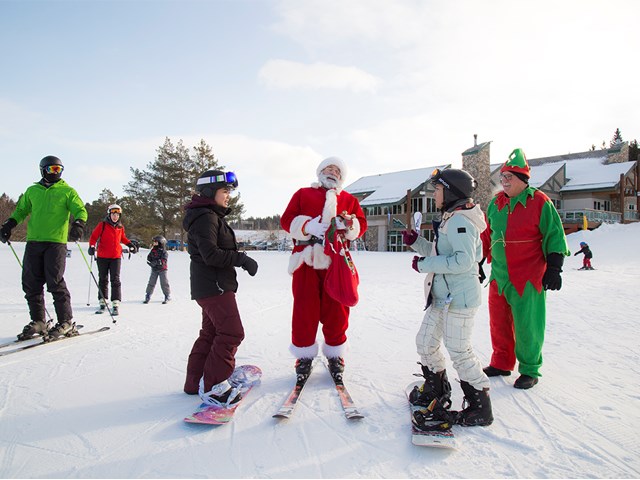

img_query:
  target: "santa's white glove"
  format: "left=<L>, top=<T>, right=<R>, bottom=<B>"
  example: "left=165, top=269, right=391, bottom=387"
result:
left=304, top=215, right=329, bottom=238
left=335, top=217, right=347, bottom=230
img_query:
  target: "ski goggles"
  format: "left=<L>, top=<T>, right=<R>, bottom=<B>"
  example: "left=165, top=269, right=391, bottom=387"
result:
left=196, top=171, right=238, bottom=189
left=430, top=168, right=446, bottom=188
left=44, top=164, right=64, bottom=174
left=109, top=208, right=122, bottom=214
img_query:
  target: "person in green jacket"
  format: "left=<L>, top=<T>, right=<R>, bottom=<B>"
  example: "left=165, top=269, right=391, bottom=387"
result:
left=0, top=155, right=88, bottom=340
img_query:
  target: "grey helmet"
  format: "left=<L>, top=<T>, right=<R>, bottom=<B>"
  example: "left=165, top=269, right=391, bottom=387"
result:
left=152, top=235, right=167, bottom=248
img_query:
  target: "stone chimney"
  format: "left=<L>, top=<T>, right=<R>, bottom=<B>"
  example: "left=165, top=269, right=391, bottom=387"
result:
left=462, top=135, right=492, bottom=212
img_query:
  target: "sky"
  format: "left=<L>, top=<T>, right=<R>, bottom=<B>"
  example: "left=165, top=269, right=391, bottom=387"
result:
left=1, top=0, right=639, bottom=218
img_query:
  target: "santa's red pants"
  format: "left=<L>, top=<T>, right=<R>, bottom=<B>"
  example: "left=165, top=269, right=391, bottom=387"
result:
left=291, top=264, right=349, bottom=349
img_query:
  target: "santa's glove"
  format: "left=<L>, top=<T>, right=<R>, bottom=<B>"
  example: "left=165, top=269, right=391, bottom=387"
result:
left=412, top=256, right=424, bottom=273
left=304, top=215, right=329, bottom=238
left=68, top=219, right=85, bottom=242
left=127, top=243, right=138, bottom=254
left=542, top=252, right=564, bottom=291
left=1, top=218, right=17, bottom=244
left=235, top=252, right=258, bottom=276
left=88, top=246, right=95, bottom=256
left=402, top=230, right=418, bottom=246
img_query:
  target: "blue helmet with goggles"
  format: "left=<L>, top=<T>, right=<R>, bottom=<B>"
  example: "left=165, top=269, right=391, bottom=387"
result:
left=196, top=170, right=238, bottom=198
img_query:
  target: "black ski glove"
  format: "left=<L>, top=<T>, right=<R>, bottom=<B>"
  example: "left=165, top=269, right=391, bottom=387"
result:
left=127, top=243, right=138, bottom=254
left=88, top=246, right=95, bottom=256
left=235, top=252, right=258, bottom=276
left=478, top=257, right=486, bottom=283
left=542, top=252, right=564, bottom=291
left=1, top=218, right=17, bottom=244
left=68, top=219, right=85, bottom=242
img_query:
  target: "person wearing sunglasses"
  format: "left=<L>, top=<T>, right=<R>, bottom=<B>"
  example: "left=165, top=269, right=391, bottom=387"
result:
left=182, top=169, right=258, bottom=406
left=280, top=157, right=367, bottom=385
left=87, top=204, right=138, bottom=316
left=403, top=167, right=493, bottom=427
left=480, top=149, right=569, bottom=389
left=0, top=155, right=87, bottom=340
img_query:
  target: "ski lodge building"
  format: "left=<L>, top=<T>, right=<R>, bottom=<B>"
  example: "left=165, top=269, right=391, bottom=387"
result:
left=345, top=138, right=639, bottom=252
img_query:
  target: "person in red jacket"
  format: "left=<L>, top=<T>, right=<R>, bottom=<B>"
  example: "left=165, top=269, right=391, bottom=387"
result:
left=281, top=157, right=367, bottom=383
left=88, top=204, right=138, bottom=315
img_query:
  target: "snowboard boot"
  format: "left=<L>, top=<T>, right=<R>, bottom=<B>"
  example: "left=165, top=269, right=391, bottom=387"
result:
left=17, top=320, right=50, bottom=340
left=409, top=364, right=452, bottom=412
left=455, top=380, right=493, bottom=427
left=112, top=300, right=120, bottom=316
left=514, top=374, right=539, bottom=389
left=199, top=379, right=241, bottom=407
left=483, top=365, right=511, bottom=377
left=162, top=296, right=171, bottom=304
left=327, top=356, right=345, bottom=384
left=48, top=321, right=77, bottom=340
left=143, top=294, right=150, bottom=304
left=295, top=358, right=314, bottom=385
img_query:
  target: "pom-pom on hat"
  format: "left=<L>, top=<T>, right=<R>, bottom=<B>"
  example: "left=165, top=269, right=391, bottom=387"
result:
left=501, top=148, right=531, bottom=179
left=316, top=156, right=347, bottom=182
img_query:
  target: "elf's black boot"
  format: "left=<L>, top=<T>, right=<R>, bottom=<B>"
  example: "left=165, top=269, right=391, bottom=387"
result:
left=456, top=380, right=493, bottom=427
left=409, top=364, right=452, bottom=410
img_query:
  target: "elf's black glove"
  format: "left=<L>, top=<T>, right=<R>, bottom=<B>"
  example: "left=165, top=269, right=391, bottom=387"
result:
left=542, top=252, right=564, bottom=291
left=235, top=252, right=258, bottom=276
left=1, top=218, right=17, bottom=244
left=478, top=257, right=486, bottom=283
left=69, top=219, right=85, bottom=242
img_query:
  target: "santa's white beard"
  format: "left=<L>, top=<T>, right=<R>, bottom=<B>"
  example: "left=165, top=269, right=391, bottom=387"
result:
left=319, top=173, right=340, bottom=189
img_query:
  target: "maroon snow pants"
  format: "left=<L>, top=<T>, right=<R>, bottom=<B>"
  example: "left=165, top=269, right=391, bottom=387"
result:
left=184, top=292, right=245, bottom=394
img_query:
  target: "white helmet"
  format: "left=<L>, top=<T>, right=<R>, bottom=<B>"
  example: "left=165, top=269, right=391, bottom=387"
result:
left=107, top=204, right=122, bottom=214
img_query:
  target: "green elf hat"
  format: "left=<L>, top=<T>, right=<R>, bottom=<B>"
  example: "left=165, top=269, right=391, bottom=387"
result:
left=501, top=148, right=531, bottom=179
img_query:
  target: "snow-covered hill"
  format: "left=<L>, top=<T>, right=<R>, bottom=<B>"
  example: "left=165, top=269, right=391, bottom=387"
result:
left=0, top=223, right=639, bottom=478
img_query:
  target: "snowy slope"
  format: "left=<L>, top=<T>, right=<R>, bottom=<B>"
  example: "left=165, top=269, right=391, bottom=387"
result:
left=0, top=223, right=639, bottom=478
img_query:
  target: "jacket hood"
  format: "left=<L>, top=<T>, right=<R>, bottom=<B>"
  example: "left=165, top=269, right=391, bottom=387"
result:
left=443, top=204, right=486, bottom=232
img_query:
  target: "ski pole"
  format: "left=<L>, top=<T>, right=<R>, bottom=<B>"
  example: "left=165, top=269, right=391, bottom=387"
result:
left=6, top=240, right=54, bottom=322
left=86, top=253, right=93, bottom=306
left=76, top=241, right=117, bottom=324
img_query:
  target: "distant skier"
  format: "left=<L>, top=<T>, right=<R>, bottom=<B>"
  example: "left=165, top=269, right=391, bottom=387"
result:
left=144, top=235, right=171, bottom=304
left=182, top=169, right=258, bottom=406
left=574, top=242, right=594, bottom=270
left=280, top=157, right=367, bottom=384
left=0, top=155, right=87, bottom=340
left=404, top=168, right=493, bottom=427
left=88, top=204, right=138, bottom=315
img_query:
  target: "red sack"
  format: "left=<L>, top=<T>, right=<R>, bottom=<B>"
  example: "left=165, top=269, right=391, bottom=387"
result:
left=324, top=219, right=360, bottom=307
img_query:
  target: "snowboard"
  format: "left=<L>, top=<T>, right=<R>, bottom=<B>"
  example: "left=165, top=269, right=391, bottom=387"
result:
left=184, top=365, right=262, bottom=425
left=406, top=381, right=456, bottom=449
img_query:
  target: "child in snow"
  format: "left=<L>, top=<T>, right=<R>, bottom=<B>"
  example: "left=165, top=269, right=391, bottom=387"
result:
left=0, top=155, right=87, bottom=340
left=144, top=235, right=171, bottom=304
left=88, top=204, right=138, bottom=316
left=403, top=168, right=493, bottom=427
left=182, top=169, right=258, bottom=406
left=574, top=242, right=594, bottom=270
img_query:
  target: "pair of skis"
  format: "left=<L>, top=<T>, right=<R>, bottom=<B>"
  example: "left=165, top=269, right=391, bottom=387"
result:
left=273, top=359, right=364, bottom=420
left=0, top=325, right=111, bottom=357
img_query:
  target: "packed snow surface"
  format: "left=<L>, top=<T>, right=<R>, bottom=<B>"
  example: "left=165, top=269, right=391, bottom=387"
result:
left=0, top=223, right=639, bottom=478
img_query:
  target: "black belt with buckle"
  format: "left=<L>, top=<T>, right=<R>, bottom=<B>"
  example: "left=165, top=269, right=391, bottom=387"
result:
left=296, top=237, right=323, bottom=246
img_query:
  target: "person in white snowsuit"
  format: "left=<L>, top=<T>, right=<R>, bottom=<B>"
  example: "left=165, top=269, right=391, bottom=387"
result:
left=403, top=168, right=493, bottom=427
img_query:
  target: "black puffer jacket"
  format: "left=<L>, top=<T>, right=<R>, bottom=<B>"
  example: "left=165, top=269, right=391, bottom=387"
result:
left=183, top=195, right=245, bottom=300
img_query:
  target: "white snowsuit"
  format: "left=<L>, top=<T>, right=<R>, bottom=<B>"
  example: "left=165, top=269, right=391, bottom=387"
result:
left=411, top=204, right=489, bottom=390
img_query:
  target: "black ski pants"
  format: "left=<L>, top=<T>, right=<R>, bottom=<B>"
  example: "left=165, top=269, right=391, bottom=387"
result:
left=22, top=241, right=73, bottom=323
left=96, top=257, right=122, bottom=302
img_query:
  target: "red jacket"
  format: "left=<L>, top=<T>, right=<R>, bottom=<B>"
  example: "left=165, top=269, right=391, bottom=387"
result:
left=89, top=220, right=131, bottom=259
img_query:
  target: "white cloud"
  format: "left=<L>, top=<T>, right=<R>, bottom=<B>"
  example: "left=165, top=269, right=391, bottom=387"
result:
left=258, top=59, right=380, bottom=93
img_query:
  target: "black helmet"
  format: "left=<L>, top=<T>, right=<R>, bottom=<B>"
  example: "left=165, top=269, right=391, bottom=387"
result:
left=430, top=168, right=477, bottom=210
left=195, top=170, right=238, bottom=198
left=39, top=155, right=64, bottom=183
left=152, top=235, right=167, bottom=248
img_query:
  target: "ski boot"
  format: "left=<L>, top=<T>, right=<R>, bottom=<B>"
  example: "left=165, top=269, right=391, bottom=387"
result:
left=112, top=300, right=120, bottom=316
left=295, top=358, right=314, bottom=385
left=453, top=380, right=493, bottom=426
left=96, top=299, right=107, bottom=314
left=199, top=378, right=241, bottom=407
left=17, top=320, right=50, bottom=341
left=162, top=296, right=171, bottom=304
left=327, top=356, right=345, bottom=384
left=143, top=294, right=150, bottom=304
left=47, top=321, right=78, bottom=341
left=409, top=364, right=452, bottom=421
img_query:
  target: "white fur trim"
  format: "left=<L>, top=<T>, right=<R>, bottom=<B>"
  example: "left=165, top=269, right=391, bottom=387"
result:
left=316, top=156, right=347, bottom=182
left=322, top=341, right=348, bottom=358
left=290, top=342, right=319, bottom=359
left=290, top=215, right=312, bottom=241
left=343, top=218, right=361, bottom=241
left=322, top=189, right=337, bottom=223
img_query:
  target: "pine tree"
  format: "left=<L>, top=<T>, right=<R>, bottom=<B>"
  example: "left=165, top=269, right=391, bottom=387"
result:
left=610, top=128, right=624, bottom=147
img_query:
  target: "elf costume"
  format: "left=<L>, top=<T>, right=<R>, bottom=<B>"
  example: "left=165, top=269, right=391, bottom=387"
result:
left=481, top=149, right=569, bottom=381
